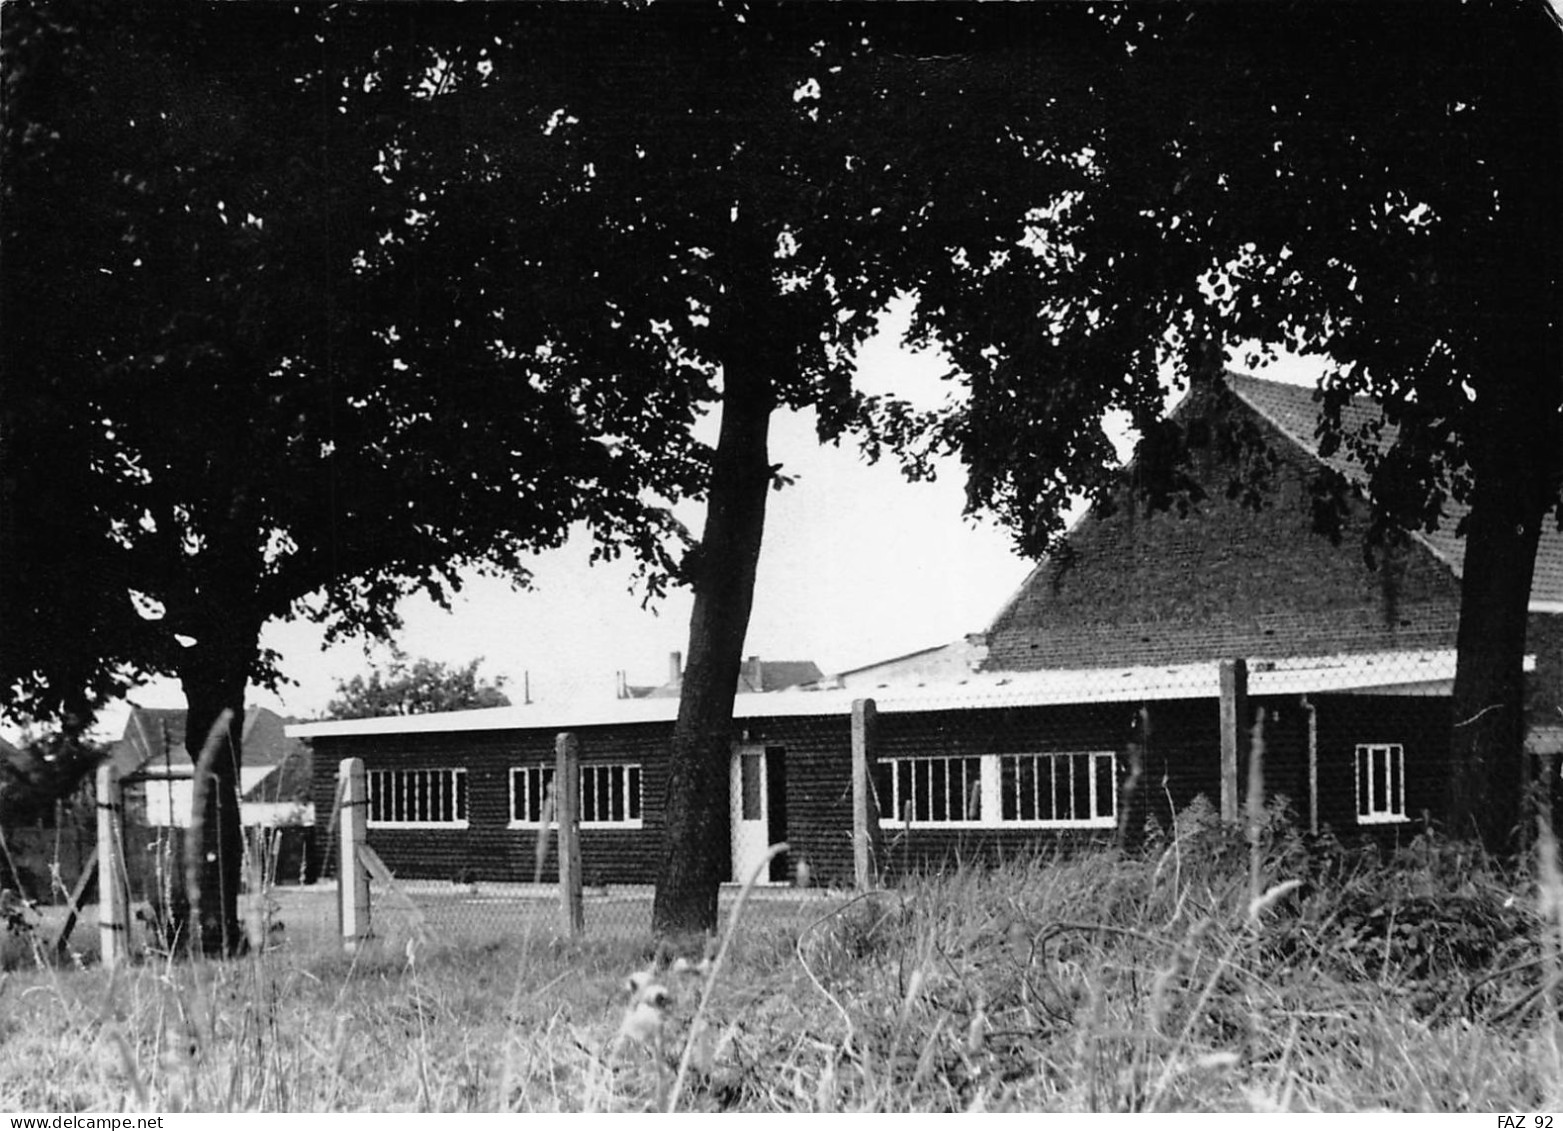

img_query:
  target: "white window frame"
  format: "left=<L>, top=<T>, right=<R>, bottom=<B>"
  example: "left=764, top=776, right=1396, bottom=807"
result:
left=366, top=767, right=468, bottom=828
left=509, top=763, right=643, bottom=829
left=1355, top=742, right=1407, bottom=824
left=510, top=764, right=555, bottom=827
left=876, top=755, right=985, bottom=827
left=876, top=751, right=1117, bottom=830
left=998, top=751, right=1118, bottom=829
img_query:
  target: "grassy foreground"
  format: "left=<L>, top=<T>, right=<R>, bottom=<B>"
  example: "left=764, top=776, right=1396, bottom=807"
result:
left=2, top=810, right=1561, bottom=1112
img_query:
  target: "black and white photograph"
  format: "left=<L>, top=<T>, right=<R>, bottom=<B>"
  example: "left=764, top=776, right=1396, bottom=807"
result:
left=2, top=0, right=1562, bottom=1114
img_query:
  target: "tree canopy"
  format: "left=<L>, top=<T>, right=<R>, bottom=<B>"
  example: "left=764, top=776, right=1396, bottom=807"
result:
left=1, top=4, right=697, bottom=720
left=3, top=1, right=1558, bottom=945
left=326, top=650, right=511, bottom=721
left=0, top=2, right=705, bottom=948
left=840, top=2, right=1563, bottom=847
left=0, top=730, right=103, bottom=831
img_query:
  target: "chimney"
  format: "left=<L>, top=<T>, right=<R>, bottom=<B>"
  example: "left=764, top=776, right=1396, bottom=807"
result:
left=743, top=655, right=762, bottom=692
left=615, top=670, right=627, bottom=700
left=668, top=651, right=683, bottom=686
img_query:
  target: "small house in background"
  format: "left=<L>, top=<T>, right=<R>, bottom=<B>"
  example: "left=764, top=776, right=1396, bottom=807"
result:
left=112, top=706, right=316, bottom=888
left=616, top=652, right=822, bottom=700
left=294, top=371, right=1563, bottom=889
left=112, top=706, right=316, bottom=829
left=801, top=636, right=990, bottom=691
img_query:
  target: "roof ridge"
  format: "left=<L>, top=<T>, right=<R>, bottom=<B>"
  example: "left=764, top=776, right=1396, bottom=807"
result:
left=1223, top=371, right=1466, bottom=580
left=984, top=371, right=1247, bottom=636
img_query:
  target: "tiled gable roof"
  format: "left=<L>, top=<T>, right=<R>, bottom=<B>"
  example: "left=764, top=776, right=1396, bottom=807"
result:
left=643, top=657, right=823, bottom=698
left=980, top=371, right=1534, bottom=672
left=112, top=705, right=304, bottom=775
left=1228, top=372, right=1563, bottom=608
left=742, top=660, right=823, bottom=693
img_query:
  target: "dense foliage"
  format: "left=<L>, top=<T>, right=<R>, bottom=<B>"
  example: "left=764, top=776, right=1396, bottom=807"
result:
left=0, top=731, right=102, bottom=829
left=326, top=650, right=511, bottom=720
left=4, top=2, right=1558, bottom=944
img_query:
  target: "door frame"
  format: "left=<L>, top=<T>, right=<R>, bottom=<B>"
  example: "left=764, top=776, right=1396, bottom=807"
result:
left=729, top=744, right=787, bottom=883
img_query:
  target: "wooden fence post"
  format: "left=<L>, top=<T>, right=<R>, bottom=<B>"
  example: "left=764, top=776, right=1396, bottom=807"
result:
left=851, top=698, right=883, bottom=891
left=1219, top=659, right=1248, bottom=822
left=555, top=732, right=584, bottom=938
left=95, top=762, right=128, bottom=968
left=338, top=757, right=370, bottom=951
left=1116, top=704, right=1150, bottom=852
left=1246, top=706, right=1269, bottom=906
left=1303, top=695, right=1320, bottom=836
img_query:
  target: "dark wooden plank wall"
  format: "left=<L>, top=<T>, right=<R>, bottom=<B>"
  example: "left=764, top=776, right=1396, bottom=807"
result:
left=305, top=691, right=1462, bottom=887
left=878, top=704, right=1128, bottom=879
left=310, top=723, right=675, bottom=885
left=1312, top=694, right=1452, bottom=846
left=1250, top=698, right=1311, bottom=829
left=723, top=714, right=854, bottom=888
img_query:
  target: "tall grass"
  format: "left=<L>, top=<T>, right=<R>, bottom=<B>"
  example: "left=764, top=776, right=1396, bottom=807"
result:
left=2, top=805, right=1559, bottom=1112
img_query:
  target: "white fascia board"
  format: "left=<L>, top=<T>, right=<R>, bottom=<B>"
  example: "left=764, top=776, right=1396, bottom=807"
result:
left=286, top=699, right=680, bottom=739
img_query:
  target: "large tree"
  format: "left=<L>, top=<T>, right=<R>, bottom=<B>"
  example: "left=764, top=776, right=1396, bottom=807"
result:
left=349, top=6, right=949, bottom=936
left=302, top=2, right=1563, bottom=879
left=0, top=3, right=699, bottom=951
left=848, top=2, right=1563, bottom=850
left=7, top=2, right=1558, bottom=951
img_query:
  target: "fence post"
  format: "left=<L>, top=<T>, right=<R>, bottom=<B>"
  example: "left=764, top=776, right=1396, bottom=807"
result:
left=1302, top=694, right=1319, bottom=836
left=1219, top=659, right=1248, bottom=822
left=851, top=698, right=883, bottom=891
left=1116, top=704, right=1149, bottom=852
left=338, top=757, right=370, bottom=951
left=95, top=762, right=128, bottom=968
left=555, top=732, right=584, bottom=938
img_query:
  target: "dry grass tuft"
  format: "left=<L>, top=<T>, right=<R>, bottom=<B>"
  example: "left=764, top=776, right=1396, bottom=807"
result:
left=2, top=806, right=1560, bottom=1112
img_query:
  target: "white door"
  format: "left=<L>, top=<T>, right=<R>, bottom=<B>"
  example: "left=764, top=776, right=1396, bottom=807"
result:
left=730, top=746, right=770, bottom=883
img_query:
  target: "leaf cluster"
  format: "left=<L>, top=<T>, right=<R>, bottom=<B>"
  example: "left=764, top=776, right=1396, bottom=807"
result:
left=832, top=3, right=1563, bottom=556
left=5, top=1, right=1561, bottom=732
left=325, top=647, right=511, bottom=721
left=0, top=730, right=104, bottom=828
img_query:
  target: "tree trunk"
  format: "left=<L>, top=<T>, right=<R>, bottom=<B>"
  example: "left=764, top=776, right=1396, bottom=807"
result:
left=1445, top=13, right=1563, bottom=853
left=1445, top=22, right=1563, bottom=853
left=1447, top=469, right=1546, bottom=852
left=652, top=352, right=775, bottom=940
left=1445, top=312, right=1558, bottom=854
left=179, top=628, right=254, bottom=955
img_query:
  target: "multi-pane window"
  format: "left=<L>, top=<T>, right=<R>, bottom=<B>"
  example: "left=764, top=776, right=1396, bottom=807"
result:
left=367, top=768, right=468, bottom=826
left=875, top=756, right=983, bottom=824
left=876, top=752, right=1116, bottom=828
left=999, top=752, right=1116, bottom=827
left=1355, top=743, right=1406, bottom=823
left=511, top=764, right=642, bottom=827
left=581, top=763, right=642, bottom=825
left=511, top=765, right=556, bottom=826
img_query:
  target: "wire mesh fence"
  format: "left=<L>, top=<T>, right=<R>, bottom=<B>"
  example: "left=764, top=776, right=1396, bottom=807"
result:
left=283, top=646, right=1563, bottom=953
left=7, top=645, right=1558, bottom=962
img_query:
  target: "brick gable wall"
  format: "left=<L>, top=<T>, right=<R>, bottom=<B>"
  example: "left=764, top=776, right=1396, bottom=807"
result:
left=984, top=384, right=1465, bottom=671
